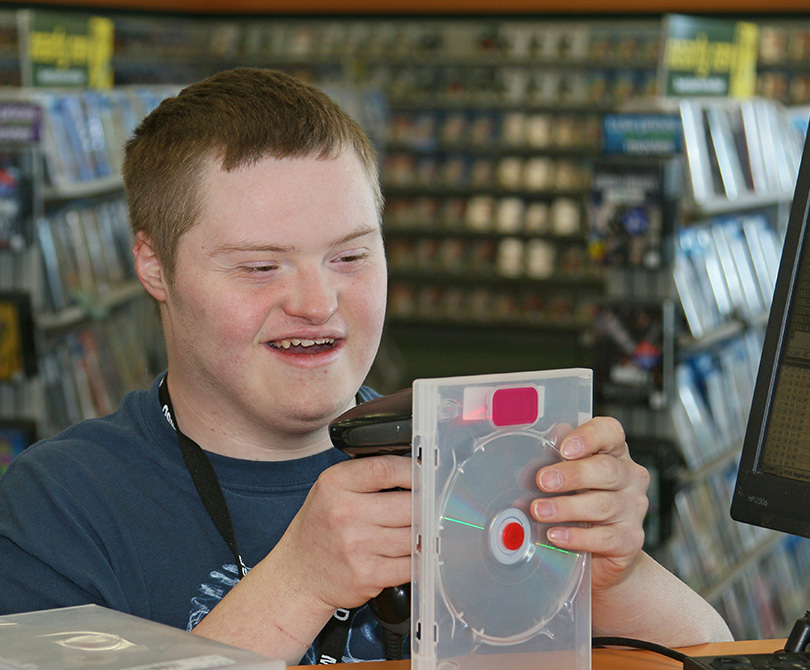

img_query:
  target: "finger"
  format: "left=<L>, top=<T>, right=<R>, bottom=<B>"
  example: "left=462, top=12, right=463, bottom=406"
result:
left=364, top=489, right=412, bottom=528
left=371, top=556, right=412, bottom=593
left=537, top=453, right=650, bottom=495
left=544, top=521, right=645, bottom=559
left=374, top=527, right=412, bottom=559
left=323, top=455, right=412, bottom=493
left=546, top=422, right=573, bottom=446
left=532, top=489, right=649, bottom=527
left=347, top=527, right=411, bottom=562
left=557, top=417, right=627, bottom=460
left=342, top=548, right=411, bottom=596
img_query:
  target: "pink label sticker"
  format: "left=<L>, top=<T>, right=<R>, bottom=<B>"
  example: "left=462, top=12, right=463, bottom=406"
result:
left=490, top=386, right=539, bottom=427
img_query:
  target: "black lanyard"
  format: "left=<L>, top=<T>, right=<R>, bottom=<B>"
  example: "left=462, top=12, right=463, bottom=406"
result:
left=158, top=374, right=353, bottom=664
left=159, top=375, right=246, bottom=578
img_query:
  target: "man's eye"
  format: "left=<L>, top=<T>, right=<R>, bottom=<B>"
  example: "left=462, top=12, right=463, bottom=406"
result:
left=244, top=265, right=278, bottom=273
left=336, top=252, right=368, bottom=263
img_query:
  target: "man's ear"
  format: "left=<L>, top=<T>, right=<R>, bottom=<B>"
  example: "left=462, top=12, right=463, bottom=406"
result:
left=132, top=231, right=168, bottom=302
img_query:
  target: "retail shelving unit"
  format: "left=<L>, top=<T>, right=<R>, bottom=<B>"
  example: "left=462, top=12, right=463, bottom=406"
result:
left=0, top=87, right=172, bottom=464
left=373, top=20, right=661, bottom=376
left=591, top=96, right=810, bottom=639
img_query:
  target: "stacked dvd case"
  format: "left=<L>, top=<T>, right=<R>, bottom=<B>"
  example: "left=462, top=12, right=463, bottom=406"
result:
left=35, top=88, right=175, bottom=190
left=0, top=604, right=284, bottom=669
left=37, top=298, right=163, bottom=435
left=412, top=369, right=592, bottom=670
left=674, top=215, right=780, bottom=340
left=37, top=197, right=135, bottom=314
left=680, top=98, right=802, bottom=209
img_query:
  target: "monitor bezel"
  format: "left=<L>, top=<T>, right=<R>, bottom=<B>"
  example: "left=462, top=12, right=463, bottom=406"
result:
left=731, top=128, right=810, bottom=538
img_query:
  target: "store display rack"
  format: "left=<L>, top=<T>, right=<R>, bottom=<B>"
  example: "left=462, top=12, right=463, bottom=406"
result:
left=591, top=95, right=810, bottom=640
left=0, top=87, right=172, bottom=467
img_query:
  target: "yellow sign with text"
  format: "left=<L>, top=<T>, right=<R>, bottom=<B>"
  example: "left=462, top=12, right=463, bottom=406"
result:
left=25, top=11, right=113, bottom=89
left=662, top=15, right=758, bottom=98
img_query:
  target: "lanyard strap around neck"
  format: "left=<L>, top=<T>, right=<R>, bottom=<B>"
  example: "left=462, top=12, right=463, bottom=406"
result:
left=158, top=375, right=246, bottom=579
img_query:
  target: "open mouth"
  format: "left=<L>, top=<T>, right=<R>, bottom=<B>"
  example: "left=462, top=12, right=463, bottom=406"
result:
left=267, top=337, right=336, bottom=353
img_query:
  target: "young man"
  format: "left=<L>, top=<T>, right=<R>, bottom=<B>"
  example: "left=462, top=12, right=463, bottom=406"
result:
left=0, top=68, right=731, bottom=665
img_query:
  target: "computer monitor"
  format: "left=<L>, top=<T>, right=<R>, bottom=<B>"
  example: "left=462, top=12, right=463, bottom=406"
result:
left=731, top=128, right=810, bottom=538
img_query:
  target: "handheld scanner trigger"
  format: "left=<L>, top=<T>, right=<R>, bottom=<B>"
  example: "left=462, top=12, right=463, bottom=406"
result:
left=329, top=388, right=413, bottom=457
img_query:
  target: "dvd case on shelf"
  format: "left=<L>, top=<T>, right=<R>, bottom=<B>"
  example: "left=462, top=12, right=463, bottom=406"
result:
left=36, top=298, right=164, bottom=435
left=672, top=215, right=777, bottom=342
left=36, top=195, right=137, bottom=313
left=33, top=88, right=175, bottom=190
left=705, top=105, right=750, bottom=200
left=680, top=98, right=801, bottom=209
left=592, top=300, right=674, bottom=410
left=412, top=369, right=592, bottom=670
left=0, top=151, right=31, bottom=251
left=0, top=290, right=36, bottom=380
left=588, top=159, right=678, bottom=271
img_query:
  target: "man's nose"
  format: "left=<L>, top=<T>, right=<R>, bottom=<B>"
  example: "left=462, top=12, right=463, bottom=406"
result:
left=282, top=266, right=338, bottom=324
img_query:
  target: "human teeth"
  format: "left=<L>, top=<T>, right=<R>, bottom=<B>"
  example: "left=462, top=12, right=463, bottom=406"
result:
left=270, top=337, right=334, bottom=349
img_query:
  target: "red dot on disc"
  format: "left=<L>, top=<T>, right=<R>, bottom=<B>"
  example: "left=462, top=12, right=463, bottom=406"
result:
left=501, top=521, right=525, bottom=551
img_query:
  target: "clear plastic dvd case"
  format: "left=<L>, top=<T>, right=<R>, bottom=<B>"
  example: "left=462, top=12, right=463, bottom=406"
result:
left=412, top=369, right=593, bottom=670
left=0, top=604, right=285, bottom=670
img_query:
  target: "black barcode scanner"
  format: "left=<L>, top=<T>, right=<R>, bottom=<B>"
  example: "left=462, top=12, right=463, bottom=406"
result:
left=329, top=388, right=413, bottom=660
left=329, top=387, right=413, bottom=457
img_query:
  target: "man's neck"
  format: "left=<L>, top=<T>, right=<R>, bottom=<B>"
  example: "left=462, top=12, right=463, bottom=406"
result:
left=163, top=374, right=335, bottom=462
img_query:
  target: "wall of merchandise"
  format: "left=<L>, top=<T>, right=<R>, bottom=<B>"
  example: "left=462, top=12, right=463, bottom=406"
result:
left=2, top=8, right=810, bottom=642
left=0, top=86, right=173, bottom=467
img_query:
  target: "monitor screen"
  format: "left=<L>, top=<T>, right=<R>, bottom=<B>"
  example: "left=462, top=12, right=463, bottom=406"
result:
left=731, top=129, right=810, bottom=538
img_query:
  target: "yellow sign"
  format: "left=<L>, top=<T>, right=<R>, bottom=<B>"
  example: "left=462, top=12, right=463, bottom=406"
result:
left=24, top=10, right=114, bottom=89
left=661, top=14, right=759, bottom=98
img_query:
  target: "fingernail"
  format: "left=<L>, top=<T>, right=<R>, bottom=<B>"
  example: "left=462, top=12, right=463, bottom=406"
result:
left=561, top=437, right=583, bottom=458
left=533, top=500, right=556, bottom=519
left=539, top=470, right=562, bottom=491
left=547, top=528, right=569, bottom=543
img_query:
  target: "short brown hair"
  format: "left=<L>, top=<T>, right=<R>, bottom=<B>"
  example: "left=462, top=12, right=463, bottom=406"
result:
left=123, top=67, right=382, bottom=281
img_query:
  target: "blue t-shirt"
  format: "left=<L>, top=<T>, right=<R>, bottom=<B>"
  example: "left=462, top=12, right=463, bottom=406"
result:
left=0, top=375, right=392, bottom=664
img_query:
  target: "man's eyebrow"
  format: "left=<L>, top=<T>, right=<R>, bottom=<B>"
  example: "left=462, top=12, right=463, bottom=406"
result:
left=331, top=226, right=381, bottom=247
left=210, top=242, right=291, bottom=257
left=210, top=226, right=380, bottom=257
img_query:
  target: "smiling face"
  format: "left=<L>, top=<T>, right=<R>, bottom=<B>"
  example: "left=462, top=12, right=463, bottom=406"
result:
left=140, top=150, right=387, bottom=457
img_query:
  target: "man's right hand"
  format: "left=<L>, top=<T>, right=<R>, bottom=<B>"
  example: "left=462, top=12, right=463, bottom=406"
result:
left=191, top=454, right=413, bottom=664
left=274, top=454, right=413, bottom=612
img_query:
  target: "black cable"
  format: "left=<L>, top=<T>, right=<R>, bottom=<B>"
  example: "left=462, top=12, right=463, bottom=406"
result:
left=592, top=636, right=688, bottom=663
left=382, top=629, right=405, bottom=661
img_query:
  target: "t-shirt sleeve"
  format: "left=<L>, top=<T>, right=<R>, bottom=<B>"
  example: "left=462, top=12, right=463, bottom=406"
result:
left=0, top=447, right=130, bottom=616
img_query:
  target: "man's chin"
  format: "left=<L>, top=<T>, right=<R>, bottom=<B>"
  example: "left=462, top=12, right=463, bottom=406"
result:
left=275, top=400, right=354, bottom=437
